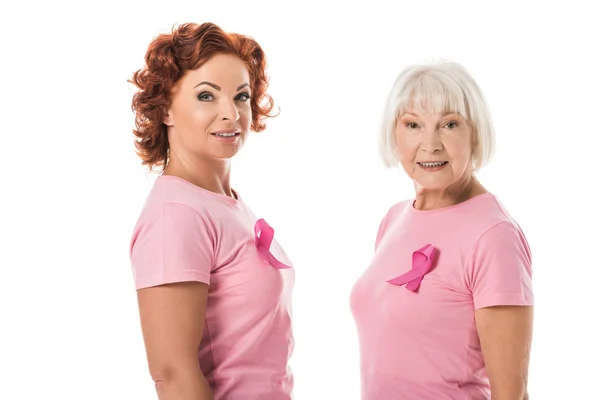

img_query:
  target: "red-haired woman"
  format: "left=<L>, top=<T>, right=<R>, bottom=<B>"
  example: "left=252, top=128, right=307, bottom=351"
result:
left=128, top=22, right=294, bottom=400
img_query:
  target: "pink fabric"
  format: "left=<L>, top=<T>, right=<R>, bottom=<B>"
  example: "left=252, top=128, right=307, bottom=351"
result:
left=129, top=175, right=294, bottom=400
left=350, top=193, right=533, bottom=399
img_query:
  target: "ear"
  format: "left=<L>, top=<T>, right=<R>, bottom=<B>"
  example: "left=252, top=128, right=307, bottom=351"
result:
left=163, top=108, right=174, bottom=127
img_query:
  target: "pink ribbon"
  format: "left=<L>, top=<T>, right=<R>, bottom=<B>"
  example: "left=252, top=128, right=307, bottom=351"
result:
left=386, top=244, right=438, bottom=291
left=254, top=218, right=291, bottom=270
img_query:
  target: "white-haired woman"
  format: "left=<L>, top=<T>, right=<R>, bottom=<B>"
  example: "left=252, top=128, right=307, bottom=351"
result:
left=350, top=61, right=533, bottom=399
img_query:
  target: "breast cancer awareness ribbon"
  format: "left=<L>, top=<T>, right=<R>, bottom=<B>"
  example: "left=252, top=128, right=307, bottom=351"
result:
left=254, top=218, right=292, bottom=270
left=386, top=244, right=438, bottom=291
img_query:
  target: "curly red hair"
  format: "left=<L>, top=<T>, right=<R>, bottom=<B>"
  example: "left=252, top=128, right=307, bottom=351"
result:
left=129, top=22, right=276, bottom=171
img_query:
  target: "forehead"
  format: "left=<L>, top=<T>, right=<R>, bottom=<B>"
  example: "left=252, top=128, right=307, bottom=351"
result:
left=182, top=53, right=250, bottom=88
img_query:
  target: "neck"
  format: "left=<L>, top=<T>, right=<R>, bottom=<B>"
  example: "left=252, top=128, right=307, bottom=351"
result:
left=163, top=152, right=234, bottom=198
left=413, top=173, right=486, bottom=211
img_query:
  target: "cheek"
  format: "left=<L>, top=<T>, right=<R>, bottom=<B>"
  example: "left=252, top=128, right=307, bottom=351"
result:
left=395, top=134, right=418, bottom=162
left=446, top=137, right=472, bottom=166
left=239, top=106, right=253, bottom=128
left=189, top=104, right=217, bottom=130
left=453, top=137, right=472, bottom=156
left=175, top=101, right=208, bottom=126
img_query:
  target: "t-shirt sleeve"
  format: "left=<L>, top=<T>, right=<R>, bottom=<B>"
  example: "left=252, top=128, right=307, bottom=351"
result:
left=129, top=202, right=215, bottom=290
left=466, top=221, right=534, bottom=310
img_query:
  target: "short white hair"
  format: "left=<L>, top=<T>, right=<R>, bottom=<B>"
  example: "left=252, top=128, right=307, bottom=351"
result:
left=379, top=60, right=495, bottom=171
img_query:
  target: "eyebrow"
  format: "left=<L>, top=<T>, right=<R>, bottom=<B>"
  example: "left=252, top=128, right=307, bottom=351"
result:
left=194, top=81, right=250, bottom=91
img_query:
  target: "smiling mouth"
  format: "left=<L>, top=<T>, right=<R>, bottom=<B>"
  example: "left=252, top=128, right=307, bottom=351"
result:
left=417, top=161, right=448, bottom=168
left=211, top=131, right=240, bottom=138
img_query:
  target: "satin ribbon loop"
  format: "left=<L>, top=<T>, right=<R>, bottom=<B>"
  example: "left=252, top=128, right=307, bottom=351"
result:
left=254, top=218, right=291, bottom=270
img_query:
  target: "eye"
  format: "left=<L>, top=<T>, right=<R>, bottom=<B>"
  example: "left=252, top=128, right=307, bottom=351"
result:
left=444, top=121, right=459, bottom=129
left=197, top=92, right=214, bottom=101
left=405, top=122, right=419, bottom=129
left=236, top=92, right=251, bottom=102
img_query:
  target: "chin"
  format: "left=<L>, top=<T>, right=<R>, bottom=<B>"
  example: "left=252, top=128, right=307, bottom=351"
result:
left=210, top=143, right=243, bottom=159
left=413, top=178, right=453, bottom=192
left=213, top=150, right=239, bottom=160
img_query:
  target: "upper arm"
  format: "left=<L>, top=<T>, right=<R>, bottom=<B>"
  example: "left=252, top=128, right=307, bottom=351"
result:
left=137, top=282, right=209, bottom=379
left=467, top=221, right=534, bottom=398
left=129, top=202, right=216, bottom=377
left=475, top=305, right=533, bottom=399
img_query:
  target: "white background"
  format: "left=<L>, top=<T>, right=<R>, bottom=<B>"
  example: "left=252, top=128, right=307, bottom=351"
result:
left=1, top=1, right=599, bottom=398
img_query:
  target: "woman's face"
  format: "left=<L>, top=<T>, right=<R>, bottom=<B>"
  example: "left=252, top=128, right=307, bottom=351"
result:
left=164, top=53, right=252, bottom=162
left=395, top=109, right=474, bottom=191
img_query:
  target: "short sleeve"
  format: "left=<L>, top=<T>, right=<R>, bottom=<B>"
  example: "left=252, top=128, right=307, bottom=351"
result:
left=466, top=221, right=533, bottom=310
left=130, top=203, right=215, bottom=290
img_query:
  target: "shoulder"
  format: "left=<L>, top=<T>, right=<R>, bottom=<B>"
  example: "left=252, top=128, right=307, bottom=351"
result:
left=143, top=175, right=217, bottom=218
left=475, top=194, right=527, bottom=242
left=465, top=195, right=532, bottom=271
left=382, top=199, right=413, bottom=222
left=377, top=199, right=413, bottom=234
left=130, top=176, right=225, bottom=237
left=374, top=199, right=412, bottom=248
left=450, top=193, right=527, bottom=244
left=129, top=177, right=220, bottom=254
left=475, top=220, right=529, bottom=253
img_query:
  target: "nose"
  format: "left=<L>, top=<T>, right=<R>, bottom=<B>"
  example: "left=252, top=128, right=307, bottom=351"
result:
left=420, top=127, right=444, bottom=153
left=219, top=99, right=240, bottom=122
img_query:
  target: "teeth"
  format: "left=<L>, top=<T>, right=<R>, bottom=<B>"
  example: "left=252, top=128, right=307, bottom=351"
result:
left=215, top=132, right=236, bottom=137
left=420, top=162, right=446, bottom=167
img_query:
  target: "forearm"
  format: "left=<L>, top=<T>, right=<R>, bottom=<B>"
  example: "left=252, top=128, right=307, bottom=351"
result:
left=489, top=355, right=530, bottom=400
left=491, top=381, right=528, bottom=400
left=154, top=368, right=214, bottom=400
left=476, top=306, right=533, bottom=400
left=491, top=394, right=528, bottom=400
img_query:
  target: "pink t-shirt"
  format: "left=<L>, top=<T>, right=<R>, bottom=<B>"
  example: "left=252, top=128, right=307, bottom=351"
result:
left=129, top=175, right=294, bottom=400
left=350, top=193, right=533, bottom=399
